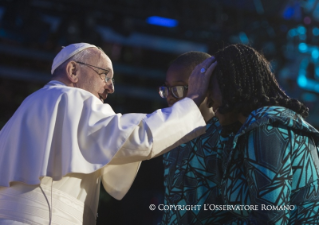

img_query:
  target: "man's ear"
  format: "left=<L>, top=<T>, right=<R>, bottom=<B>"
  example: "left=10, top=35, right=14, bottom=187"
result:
left=65, top=61, right=79, bottom=83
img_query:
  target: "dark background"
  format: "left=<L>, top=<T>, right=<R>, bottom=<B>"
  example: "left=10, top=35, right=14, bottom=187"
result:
left=0, top=0, right=318, bottom=224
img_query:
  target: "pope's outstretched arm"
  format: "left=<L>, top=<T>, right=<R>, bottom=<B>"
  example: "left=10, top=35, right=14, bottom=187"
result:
left=0, top=56, right=217, bottom=200
left=100, top=57, right=217, bottom=199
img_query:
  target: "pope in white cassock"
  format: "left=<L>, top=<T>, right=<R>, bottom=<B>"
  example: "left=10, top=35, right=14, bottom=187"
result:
left=0, top=43, right=217, bottom=225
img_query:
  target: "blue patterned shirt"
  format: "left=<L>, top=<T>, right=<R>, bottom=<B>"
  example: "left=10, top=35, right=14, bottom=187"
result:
left=161, top=117, right=233, bottom=224
left=162, top=106, right=319, bottom=224
left=221, top=106, right=319, bottom=224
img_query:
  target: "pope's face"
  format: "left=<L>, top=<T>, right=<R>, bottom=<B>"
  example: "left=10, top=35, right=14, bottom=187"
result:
left=76, top=49, right=114, bottom=102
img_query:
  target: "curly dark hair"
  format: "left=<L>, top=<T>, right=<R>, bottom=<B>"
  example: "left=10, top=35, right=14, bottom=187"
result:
left=213, top=44, right=309, bottom=118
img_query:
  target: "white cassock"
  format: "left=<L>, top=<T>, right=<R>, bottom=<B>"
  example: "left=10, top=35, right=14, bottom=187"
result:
left=0, top=80, right=206, bottom=225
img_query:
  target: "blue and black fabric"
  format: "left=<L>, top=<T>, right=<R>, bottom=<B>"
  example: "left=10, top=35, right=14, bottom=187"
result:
left=221, top=106, right=319, bottom=225
left=161, top=117, right=235, bottom=225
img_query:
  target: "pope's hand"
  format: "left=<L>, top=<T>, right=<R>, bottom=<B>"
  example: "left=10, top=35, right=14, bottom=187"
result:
left=186, top=56, right=217, bottom=106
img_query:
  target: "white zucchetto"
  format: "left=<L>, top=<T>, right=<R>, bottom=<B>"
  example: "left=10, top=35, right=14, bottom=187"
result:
left=51, top=43, right=97, bottom=74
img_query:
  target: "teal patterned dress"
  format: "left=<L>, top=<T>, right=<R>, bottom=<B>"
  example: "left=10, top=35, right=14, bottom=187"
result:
left=221, top=106, right=319, bottom=224
left=161, top=117, right=234, bottom=224
left=161, top=106, right=319, bottom=224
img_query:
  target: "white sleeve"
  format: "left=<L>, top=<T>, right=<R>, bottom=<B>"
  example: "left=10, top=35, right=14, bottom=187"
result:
left=0, top=83, right=205, bottom=200
left=101, top=97, right=206, bottom=200
left=108, top=97, right=206, bottom=164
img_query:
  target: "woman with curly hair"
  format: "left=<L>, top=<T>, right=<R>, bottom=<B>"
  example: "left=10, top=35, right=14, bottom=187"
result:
left=207, top=44, right=319, bottom=224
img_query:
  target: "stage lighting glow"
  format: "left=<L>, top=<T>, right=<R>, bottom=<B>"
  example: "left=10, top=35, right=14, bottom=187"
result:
left=239, top=32, right=249, bottom=44
left=297, top=58, right=319, bottom=93
left=313, top=27, right=319, bottom=36
left=297, top=26, right=306, bottom=34
left=304, top=16, right=312, bottom=24
left=312, top=49, right=319, bottom=59
left=254, top=0, right=264, bottom=14
left=302, top=92, right=318, bottom=102
left=146, top=16, right=178, bottom=28
left=299, top=43, right=308, bottom=52
left=283, top=6, right=294, bottom=20
left=298, top=76, right=307, bottom=87
left=303, top=0, right=317, bottom=11
left=288, top=29, right=297, bottom=37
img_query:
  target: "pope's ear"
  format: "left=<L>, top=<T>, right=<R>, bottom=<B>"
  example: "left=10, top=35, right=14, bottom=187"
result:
left=65, top=61, right=79, bottom=83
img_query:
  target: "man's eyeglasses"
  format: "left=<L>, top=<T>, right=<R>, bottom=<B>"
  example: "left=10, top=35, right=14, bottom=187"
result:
left=159, top=85, right=188, bottom=99
left=75, top=61, right=114, bottom=84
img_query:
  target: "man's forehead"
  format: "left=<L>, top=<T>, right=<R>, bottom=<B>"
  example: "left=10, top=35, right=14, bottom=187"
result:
left=167, top=65, right=190, bottom=78
left=89, top=49, right=113, bottom=66
left=87, top=48, right=103, bottom=60
left=100, top=53, right=114, bottom=76
left=102, top=54, right=113, bottom=70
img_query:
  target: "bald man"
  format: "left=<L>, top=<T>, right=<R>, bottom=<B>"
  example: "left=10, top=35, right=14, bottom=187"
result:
left=0, top=43, right=217, bottom=225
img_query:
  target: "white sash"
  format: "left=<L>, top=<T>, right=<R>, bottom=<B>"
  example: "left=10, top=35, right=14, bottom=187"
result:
left=0, top=183, right=95, bottom=225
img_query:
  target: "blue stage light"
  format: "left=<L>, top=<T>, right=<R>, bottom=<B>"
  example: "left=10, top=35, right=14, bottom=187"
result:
left=298, top=76, right=307, bottom=87
left=146, top=16, right=178, bottom=28
left=283, top=6, right=294, bottom=20
left=288, top=28, right=297, bottom=38
left=302, top=92, right=318, bottom=102
left=239, top=32, right=249, bottom=44
left=313, top=27, right=319, bottom=36
left=312, top=49, right=319, bottom=59
left=297, top=26, right=306, bottom=34
left=299, top=43, right=308, bottom=52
